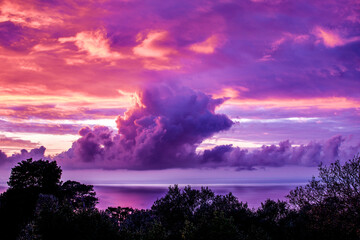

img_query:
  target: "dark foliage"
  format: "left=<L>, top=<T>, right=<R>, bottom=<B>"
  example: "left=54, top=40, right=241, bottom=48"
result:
left=8, top=158, right=62, bottom=192
left=0, top=158, right=102, bottom=240
left=59, top=180, right=98, bottom=211
left=1, top=155, right=360, bottom=240
left=287, top=155, right=360, bottom=239
left=0, top=159, right=62, bottom=240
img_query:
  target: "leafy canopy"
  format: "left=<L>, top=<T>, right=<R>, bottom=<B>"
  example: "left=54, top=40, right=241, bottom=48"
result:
left=8, top=158, right=62, bottom=193
left=287, top=155, right=360, bottom=208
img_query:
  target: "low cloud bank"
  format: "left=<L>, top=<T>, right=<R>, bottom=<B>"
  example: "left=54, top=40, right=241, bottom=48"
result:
left=201, top=135, right=353, bottom=170
left=0, top=146, right=46, bottom=165
left=1, top=87, right=360, bottom=170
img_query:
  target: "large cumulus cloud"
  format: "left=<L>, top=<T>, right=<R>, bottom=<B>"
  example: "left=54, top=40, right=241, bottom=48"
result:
left=54, top=86, right=360, bottom=170
left=56, top=86, right=233, bottom=169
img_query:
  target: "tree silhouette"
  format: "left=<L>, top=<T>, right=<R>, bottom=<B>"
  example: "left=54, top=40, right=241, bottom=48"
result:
left=59, top=180, right=98, bottom=211
left=0, top=158, right=102, bottom=240
left=8, top=158, right=62, bottom=193
left=1, top=155, right=360, bottom=240
left=0, top=159, right=62, bottom=240
left=288, top=155, right=360, bottom=208
left=287, top=155, right=360, bottom=239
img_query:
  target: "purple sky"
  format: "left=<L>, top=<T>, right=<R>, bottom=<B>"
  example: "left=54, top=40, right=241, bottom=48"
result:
left=0, top=0, right=360, bottom=190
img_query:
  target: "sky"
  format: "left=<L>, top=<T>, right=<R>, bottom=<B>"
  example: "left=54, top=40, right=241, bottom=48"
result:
left=0, top=0, right=360, bottom=188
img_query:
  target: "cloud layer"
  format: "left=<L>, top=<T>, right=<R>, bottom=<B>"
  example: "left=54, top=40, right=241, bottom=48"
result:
left=0, top=146, right=46, bottom=165
left=201, top=136, right=354, bottom=170
left=50, top=88, right=360, bottom=170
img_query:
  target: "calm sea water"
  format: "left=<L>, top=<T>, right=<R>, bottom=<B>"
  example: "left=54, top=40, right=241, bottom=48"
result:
left=0, top=184, right=297, bottom=210
left=93, top=184, right=296, bottom=210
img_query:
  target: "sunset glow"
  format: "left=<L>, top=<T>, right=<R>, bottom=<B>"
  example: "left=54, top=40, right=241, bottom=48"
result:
left=1, top=0, right=360, bottom=209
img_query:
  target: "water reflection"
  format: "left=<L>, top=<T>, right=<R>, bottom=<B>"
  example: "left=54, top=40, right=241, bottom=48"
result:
left=0, top=184, right=297, bottom=209
left=94, top=184, right=296, bottom=210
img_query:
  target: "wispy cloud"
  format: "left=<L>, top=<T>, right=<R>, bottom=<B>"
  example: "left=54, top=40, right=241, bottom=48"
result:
left=59, top=29, right=124, bottom=62
left=133, top=31, right=176, bottom=59
left=314, top=26, right=360, bottom=47
left=0, top=2, right=62, bottom=28
left=189, top=35, right=224, bottom=54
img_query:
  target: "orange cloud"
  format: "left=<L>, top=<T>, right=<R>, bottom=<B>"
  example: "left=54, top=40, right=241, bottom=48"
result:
left=0, top=89, right=133, bottom=117
left=314, top=27, right=360, bottom=48
left=0, top=135, right=39, bottom=147
left=133, top=31, right=176, bottom=59
left=189, top=35, right=223, bottom=54
left=0, top=2, right=62, bottom=28
left=0, top=134, right=40, bottom=155
left=59, top=29, right=124, bottom=61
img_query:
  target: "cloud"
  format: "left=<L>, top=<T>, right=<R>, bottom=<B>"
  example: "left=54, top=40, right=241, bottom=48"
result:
left=201, top=135, right=356, bottom=170
left=0, top=135, right=39, bottom=148
left=0, top=21, right=39, bottom=51
left=189, top=35, right=224, bottom=54
left=0, top=119, right=81, bottom=135
left=0, top=104, right=125, bottom=120
left=0, top=2, right=62, bottom=28
left=59, top=29, right=124, bottom=61
left=2, top=105, right=359, bottom=170
left=133, top=31, right=176, bottom=59
left=0, top=150, right=7, bottom=165
left=1, top=0, right=360, bottom=161
left=0, top=146, right=46, bottom=165
left=55, top=86, right=360, bottom=171
left=259, top=33, right=309, bottom=61
left=56, top=86, right=233, bottom=169
left=314, top=26, right=360, bottom=48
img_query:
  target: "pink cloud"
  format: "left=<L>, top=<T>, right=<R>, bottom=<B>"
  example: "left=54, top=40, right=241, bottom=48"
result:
left=133, top=31, right=176, bottom=59
left=189, top=35, right=224, bottom=54
left=59, top=29, right=124, bottom=61
left=0, top=2, right=63, bottom=28
left=0, top=135, right=40, bottom=155
left=0, top=104, right=125, bottom=121
left=132, top=30, right=181, bottom=70
left=314, top=26, right=360, bottom=47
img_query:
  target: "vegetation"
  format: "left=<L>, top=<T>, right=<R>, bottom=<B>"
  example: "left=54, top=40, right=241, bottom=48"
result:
left=1, top=156, right=360, bottom=240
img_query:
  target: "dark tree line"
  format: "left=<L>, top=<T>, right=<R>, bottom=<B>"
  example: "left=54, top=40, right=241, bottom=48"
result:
left=0, top=156, right=360, bottom=240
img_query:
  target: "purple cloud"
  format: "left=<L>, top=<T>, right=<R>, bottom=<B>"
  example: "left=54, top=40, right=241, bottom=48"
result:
left=201, top=135, right=357, bottom=170
left=0, top=21, right=33, bottom=51
left=0, top=119, right=81, bottom=135
left=55, top=86, right=360, bottom=170
left=0, top=150, right=7, bottom=165
left=0, top=146, right=47, bottom=165
left=57, top=86, right=233, bottom=169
